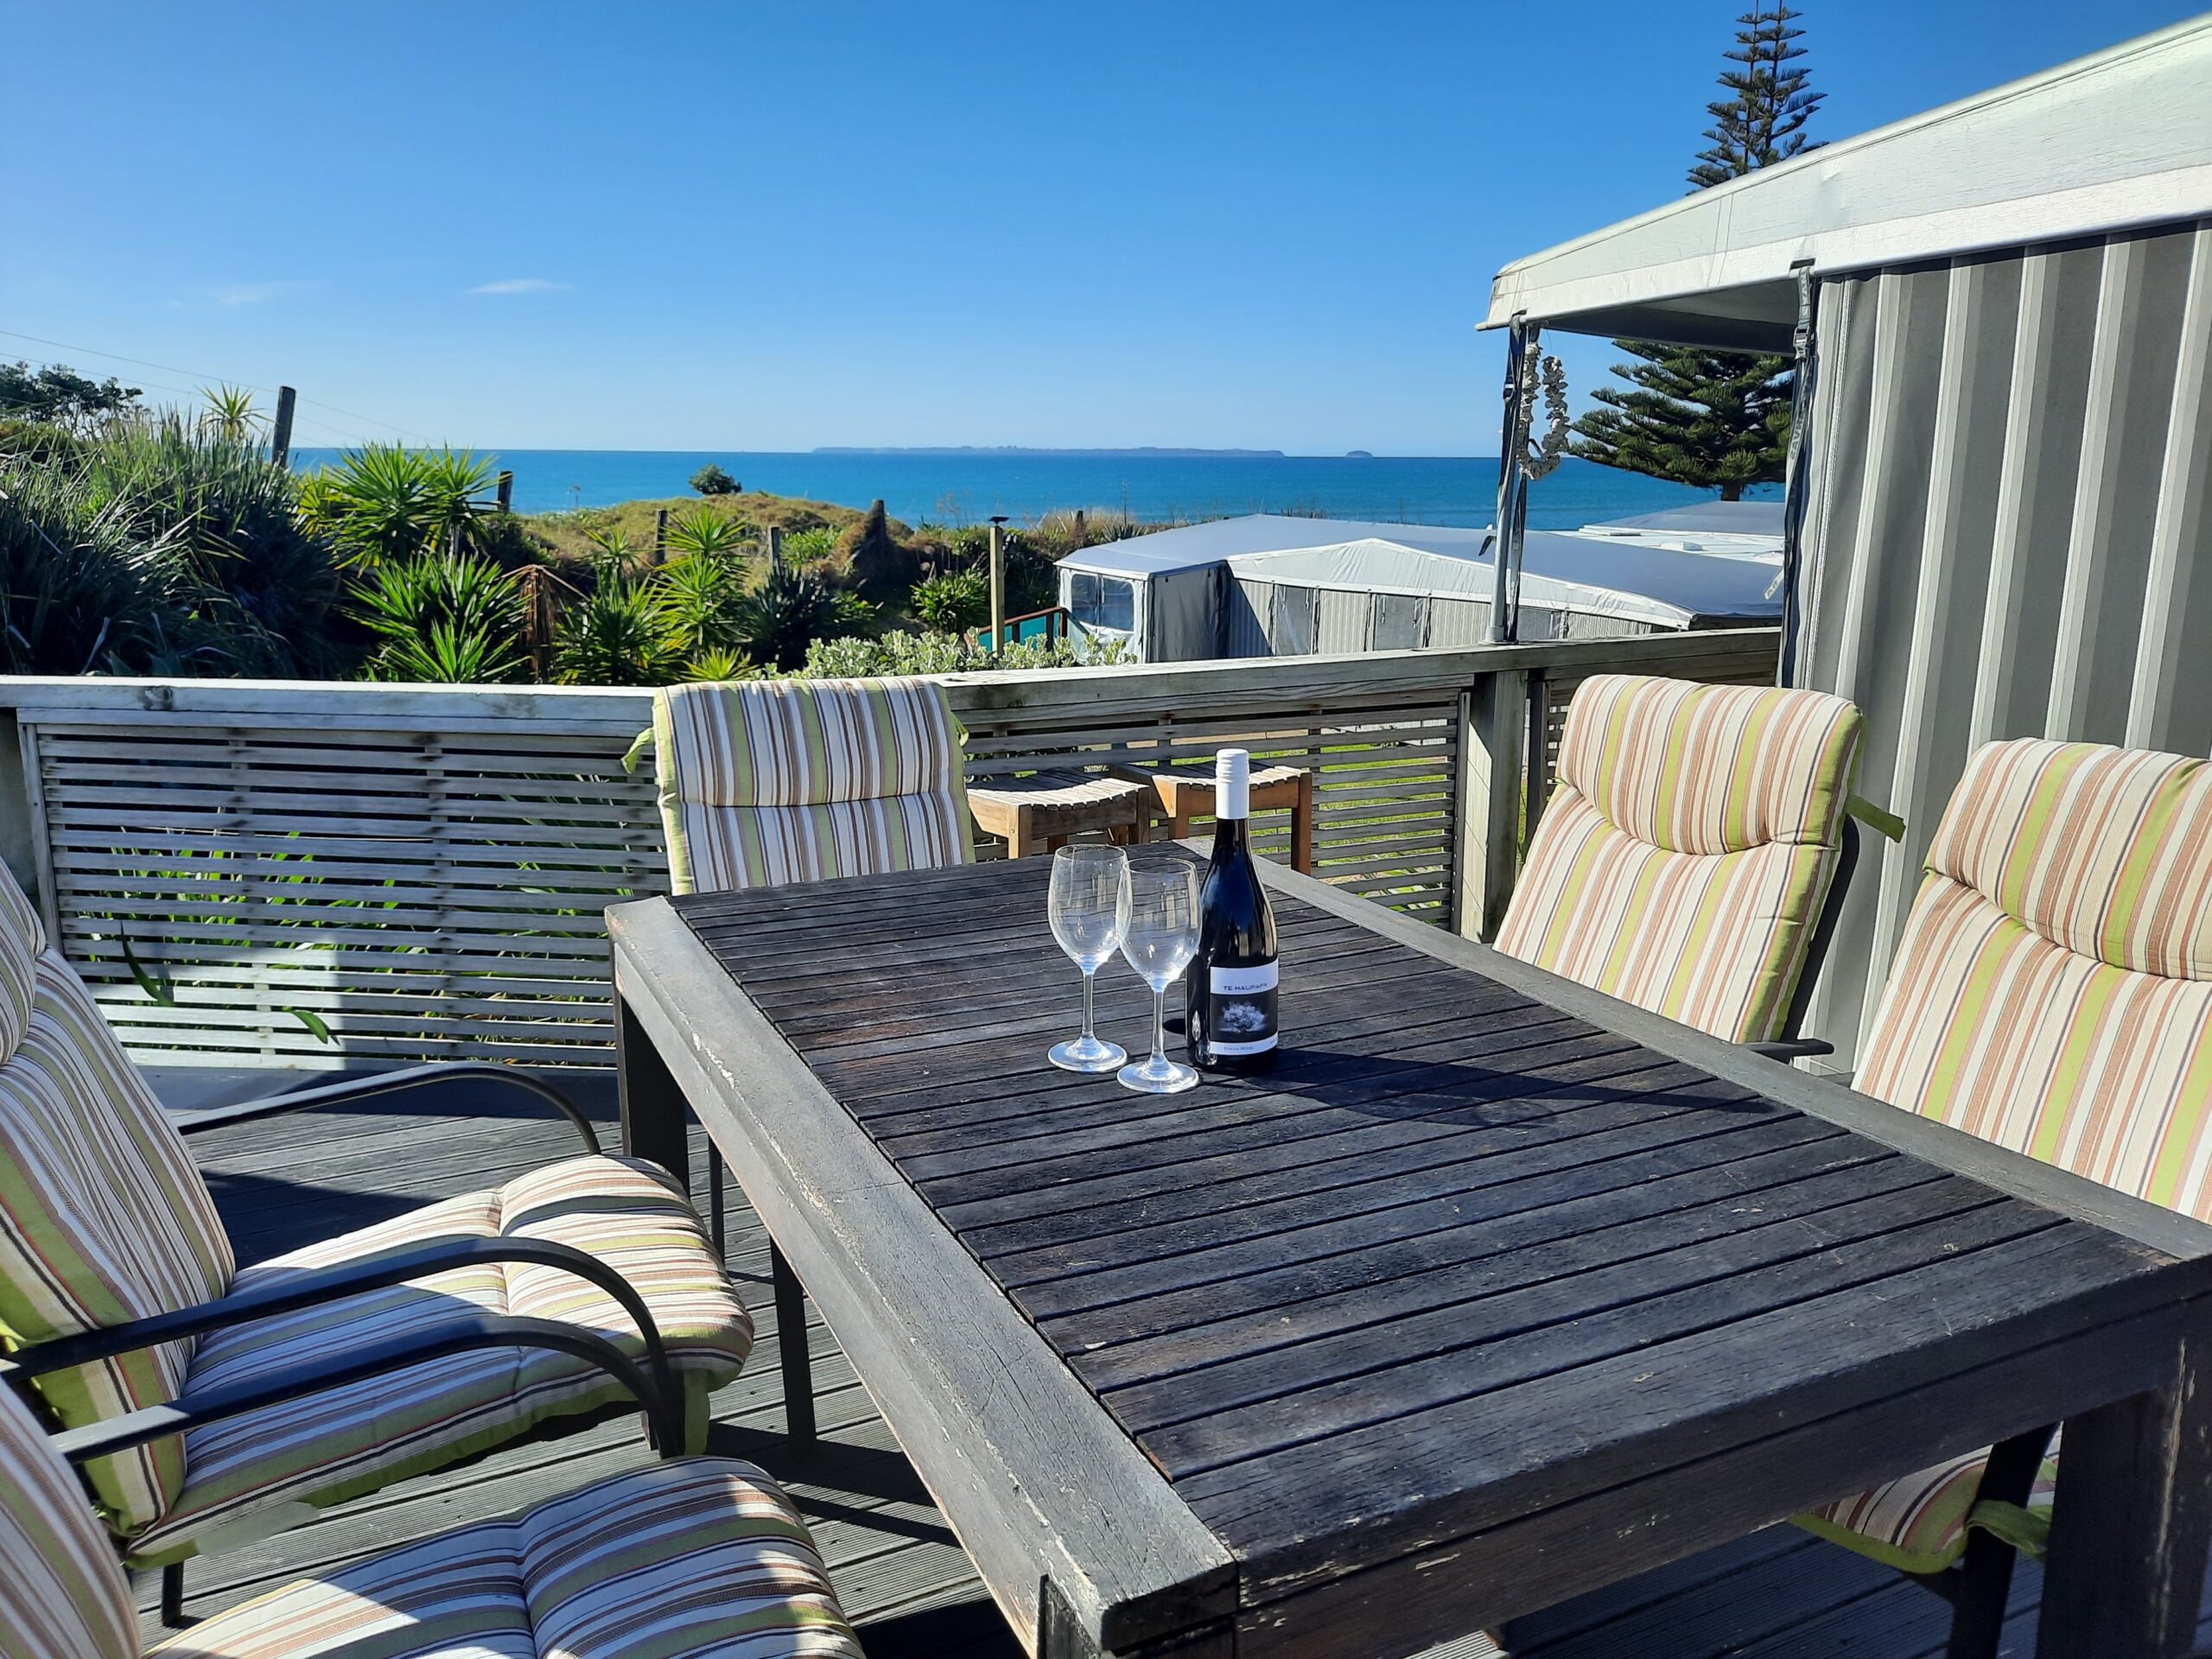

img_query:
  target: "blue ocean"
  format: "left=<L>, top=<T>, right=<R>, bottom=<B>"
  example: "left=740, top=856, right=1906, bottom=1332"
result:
left=290, top=448, right=1775, bottom=532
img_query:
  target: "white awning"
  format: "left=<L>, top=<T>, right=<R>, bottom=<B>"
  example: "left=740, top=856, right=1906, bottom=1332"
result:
left=1483, top=16, right=2212, bottom=350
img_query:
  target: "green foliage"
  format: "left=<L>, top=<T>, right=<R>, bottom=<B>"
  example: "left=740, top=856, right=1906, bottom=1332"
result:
left=72, top=417, right=343, bottom=673
left=302, top=442, right=498, bottom=565
left=0, top=361, right=141, bottom=431
left=911, top=568, right=989, bottom=632
left=1573, top=3, right=1815, bottom=499
left=689, top=462, right=741, bottom=496
left=351, top=553, right=528, bottom=683
left=682, top=647, right=765, bottom=683
left=803, top=629, right=1121, bottom=678
left=198, top=385, right=265, bottom=442
left=777, top=525, right=840, bottom=569
left=1689, top=4, right=1822, bottom=188
left=0, top=458, right=183, bottom=673
left=554, top=569, right=682, bottom=685
left=733, top=565, right=855, bottom=671
left=835, top=498, right=918, bottom=592
left=0, top=416, right=86, bottom=467
left=652, top=550, right=749, bottom=660
left=665, top=506, right=750, bottom=558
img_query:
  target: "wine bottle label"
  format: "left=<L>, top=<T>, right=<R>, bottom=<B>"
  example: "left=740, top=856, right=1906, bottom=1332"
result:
left=1206, top=961, right=1278, bottom=1054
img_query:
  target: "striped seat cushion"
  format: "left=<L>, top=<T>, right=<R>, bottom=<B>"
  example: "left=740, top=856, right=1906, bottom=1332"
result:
left=1496, top=675, right=1865, bottom=1043
left=652, top=677, right=972, bottom=893
left=127, top=1154, right=753, bottom=1567
left=0, top=940, right=234, bottom=1535
left=0, top=1381, right=137, bottom=1659
left=149, top=1458, right=860, bottom=1658
left=1805, top=740, right=2212, bottom=1571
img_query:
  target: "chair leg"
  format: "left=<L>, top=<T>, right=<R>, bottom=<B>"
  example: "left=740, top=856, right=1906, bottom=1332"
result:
left=707, top=1143, right=726, bottom=1261
left=772, top=1240, right=816, bottom=1445
left=1943, top=1527, right=2020, bottom=1659
left=161, top=1561, right=194, bottom=1629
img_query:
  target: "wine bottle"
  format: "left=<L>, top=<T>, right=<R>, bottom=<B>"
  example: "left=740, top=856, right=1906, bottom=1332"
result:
left=1186, top=748, right=1280, bottom=1072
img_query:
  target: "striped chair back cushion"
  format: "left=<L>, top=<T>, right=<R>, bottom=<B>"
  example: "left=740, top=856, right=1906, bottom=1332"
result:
left=652, top=677, right=973, bottom=893
left=0, top=861, right=233, bottom=1535
left=0, top=1377, right=140, bottom=1659
left=1496, top=675, right=1865, bottom=1044
left=1859, top=740, right=2212, bottom=1214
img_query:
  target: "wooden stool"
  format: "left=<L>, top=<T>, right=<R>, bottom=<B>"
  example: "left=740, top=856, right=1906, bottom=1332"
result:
left=1147, top=763, right=1317, bottom=873
left=967, top=769, right=1148, bottom=857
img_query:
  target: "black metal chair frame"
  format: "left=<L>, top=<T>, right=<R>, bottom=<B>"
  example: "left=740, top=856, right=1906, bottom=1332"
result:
left=8, top=1062, right=703, bottom=1627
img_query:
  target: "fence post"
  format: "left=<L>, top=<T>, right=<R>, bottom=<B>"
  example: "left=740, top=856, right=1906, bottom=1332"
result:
left=988, top=516, right=1008, bottom=652
left=496, top=470, right=515, bottom=512
left=766, top=524, right=784, bottom=575
left=1456, top=666, right=1528, bottom=941
left=270, top=385, right=297, bottom=468
left=654, top=506, right=670, bottom=563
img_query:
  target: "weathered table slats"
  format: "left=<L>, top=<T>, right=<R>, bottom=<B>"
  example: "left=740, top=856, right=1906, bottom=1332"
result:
left=650, top=853, right=2212, bottom=1658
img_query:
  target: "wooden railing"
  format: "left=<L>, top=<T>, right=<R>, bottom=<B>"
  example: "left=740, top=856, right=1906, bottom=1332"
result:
left=0, top=628, right=1777, bottom=1070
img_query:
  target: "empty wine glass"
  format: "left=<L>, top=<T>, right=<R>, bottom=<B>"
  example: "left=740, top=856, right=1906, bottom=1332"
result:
left=1116, top=858, right=1202, bottom=1094
left=1047, top=846, right=1128, bottom=1072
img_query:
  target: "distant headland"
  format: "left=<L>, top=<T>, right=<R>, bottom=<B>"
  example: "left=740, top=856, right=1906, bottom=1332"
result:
left=810, top=446, right=1287, bottom=458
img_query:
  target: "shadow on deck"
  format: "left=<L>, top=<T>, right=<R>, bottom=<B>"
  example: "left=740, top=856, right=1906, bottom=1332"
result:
left=145, top=1066, right=2201, bottom=1658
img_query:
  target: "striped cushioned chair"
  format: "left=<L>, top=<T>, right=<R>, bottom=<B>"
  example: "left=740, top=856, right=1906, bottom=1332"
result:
left=1796, top=737, right=2212, bottom=1656
left=0, top=1375, right=861, bottom=1659
left=1495, top=674, right=1866, bottom=1046
left=650, top=676, right=972, bottom=893
left=644, top=674, right=972, bottom=1440
left=0, top=857, right=752, bottom=1581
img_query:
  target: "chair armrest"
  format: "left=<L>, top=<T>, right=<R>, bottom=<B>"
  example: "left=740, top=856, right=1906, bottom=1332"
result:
left=1744, top=1038, right=1835, bottom=1063
left=5, top=1236, right=676, bottom=1427
left=169, top=1062, right=600, bottom=1154
left=29, top=1312, right=683, bottom=1464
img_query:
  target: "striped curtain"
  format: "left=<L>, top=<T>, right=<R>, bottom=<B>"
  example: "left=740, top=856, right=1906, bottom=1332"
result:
left=1794, top=216, right=2212, bottom=1067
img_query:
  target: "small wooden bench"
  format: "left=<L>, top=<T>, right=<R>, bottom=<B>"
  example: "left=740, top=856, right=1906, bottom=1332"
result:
left=1141, top=762, right=1316, bottom=873
left=966, top=770, right=1148, bottom=857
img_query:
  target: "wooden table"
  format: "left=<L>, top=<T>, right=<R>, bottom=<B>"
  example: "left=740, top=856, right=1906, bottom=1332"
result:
left=1139, top=764, right=1317, bottom=874
left=967, top=769, right=1150, bottom=857
left=610, top=855, right=2212, bottom=1659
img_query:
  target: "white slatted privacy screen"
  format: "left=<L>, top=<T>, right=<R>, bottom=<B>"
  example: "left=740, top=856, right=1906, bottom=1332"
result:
left=1796, top=218, right=2212, bottom=1066
left=3, top=632, right=1777, bottom=1070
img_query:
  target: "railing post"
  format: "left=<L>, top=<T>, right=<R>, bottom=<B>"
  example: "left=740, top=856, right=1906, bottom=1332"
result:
left=1456, top=667, right=1528, bottom=941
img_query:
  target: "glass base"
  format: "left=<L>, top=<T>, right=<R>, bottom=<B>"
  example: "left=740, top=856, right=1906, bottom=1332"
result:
left=1051, top=1034, right=1127, bottom=1073
left=1117, top=1054, right=1199, bottom=1094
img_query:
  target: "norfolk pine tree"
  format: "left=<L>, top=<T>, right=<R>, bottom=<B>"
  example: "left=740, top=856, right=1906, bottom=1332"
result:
left=1572, top=5, right=1823, bottom=499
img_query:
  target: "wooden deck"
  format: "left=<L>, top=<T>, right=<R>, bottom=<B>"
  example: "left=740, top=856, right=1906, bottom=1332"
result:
left=142, top=1065, right=2212, bottom=1658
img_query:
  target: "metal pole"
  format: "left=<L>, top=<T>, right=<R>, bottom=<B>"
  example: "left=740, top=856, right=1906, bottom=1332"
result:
left=988, top=516, right=1008, bottom=652
left=1487, top=316, right=1532, bottom=644
left=270, top=385, right=297, bottom=469
left=1777, top=263, right=1820, bottom=688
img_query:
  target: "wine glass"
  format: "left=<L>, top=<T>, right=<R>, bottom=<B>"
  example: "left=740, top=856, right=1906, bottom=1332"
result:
left=1047, top=846, right=1128, bottom=1072
left=1116, top=858, right=1202, bottom=1094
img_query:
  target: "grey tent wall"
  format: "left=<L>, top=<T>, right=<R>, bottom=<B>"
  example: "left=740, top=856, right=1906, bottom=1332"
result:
left=1793, top=217, right=2212, bottom=1068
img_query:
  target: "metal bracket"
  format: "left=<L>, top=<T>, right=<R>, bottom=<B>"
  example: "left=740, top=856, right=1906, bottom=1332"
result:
left=1039, top=1575, right=1103, bottom=1658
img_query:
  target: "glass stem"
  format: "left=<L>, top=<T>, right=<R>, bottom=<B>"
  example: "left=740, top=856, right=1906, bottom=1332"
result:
left=1081, top=967, right=1098, bottom=1044
left=1150, top=984, right=1167, bottom=1067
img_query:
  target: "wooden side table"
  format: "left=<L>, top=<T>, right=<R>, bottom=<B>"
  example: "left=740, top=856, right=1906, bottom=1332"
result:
left=1146, top=762, right=1316, bottom=872
left=966, top=769, right=1148, bottom=857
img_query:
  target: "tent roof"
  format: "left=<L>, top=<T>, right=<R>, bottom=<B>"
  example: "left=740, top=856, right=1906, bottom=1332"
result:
left=1061, top=512, right=1782, bottom=626
left=1483, top=17, right=2212, bottom=351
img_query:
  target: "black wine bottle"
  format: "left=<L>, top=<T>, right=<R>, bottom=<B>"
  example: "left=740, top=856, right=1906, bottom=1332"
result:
left=1186, top=748, right=1280, bottom=1072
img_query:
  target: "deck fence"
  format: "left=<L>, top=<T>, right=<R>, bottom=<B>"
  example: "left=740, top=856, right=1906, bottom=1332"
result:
left=0, top=628, right=1777, bottom=1069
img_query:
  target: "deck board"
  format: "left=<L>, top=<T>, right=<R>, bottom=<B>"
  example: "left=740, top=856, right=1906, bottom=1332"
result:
left=140, top=1065, right=2207, bottom=1658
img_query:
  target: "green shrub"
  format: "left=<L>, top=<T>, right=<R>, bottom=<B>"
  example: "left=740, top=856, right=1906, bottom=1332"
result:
left=911, top=569, right=989, bottom=632
left=666, top=505, right=751, bottom=558
left=0, top=458, right=187, bottom=674
left=690, top=462, right=741, bottom=496
left=555, top=569, right=683, bottom=685
left=351, top=553, right=527, bottom=683
left=734, top=566, right=855, bottom=671
left=652, top=550, right=749, bottom=660
left=802, top=629, right=1120, bottom=677
left=73, top=418, right=343, bottom=673
left=302, top=442, right=498, bottom=566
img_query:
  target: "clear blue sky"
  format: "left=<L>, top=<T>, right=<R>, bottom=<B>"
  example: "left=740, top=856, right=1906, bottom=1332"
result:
left=1, top=1, right=2199, bottom=454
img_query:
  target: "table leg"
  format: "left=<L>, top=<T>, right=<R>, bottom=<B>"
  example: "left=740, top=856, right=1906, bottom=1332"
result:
left=617, top=991, right=690, bottom=1190
left=773, top=1241, right=817, bottom=1445
left=2036, top=1331, right=2212, bottom=1657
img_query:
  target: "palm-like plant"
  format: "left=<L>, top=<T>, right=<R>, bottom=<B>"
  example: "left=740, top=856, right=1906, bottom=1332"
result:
left=352, top=553, right=528, bottom=683
left=305, top=443, right=496, bottom=565
left=732, top=566, right=861, bottom=671
left=197, top=385, right=264, bottom=443
left=0, top=461, right=184, bottom=674
left=652, top=550, right=747, bottom=660
left=666, top=506, right=750, bottom=558
left=554, top=570, right=683, bottom=685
